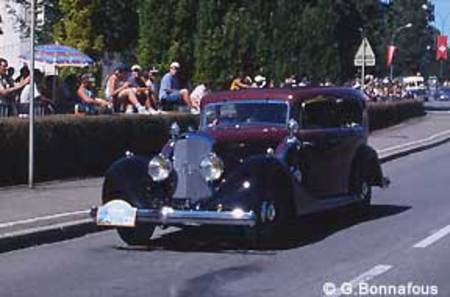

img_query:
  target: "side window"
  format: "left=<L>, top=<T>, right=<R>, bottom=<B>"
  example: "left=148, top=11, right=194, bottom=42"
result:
left=302, top=97, right=339, bottom=129
left=336, top=98, right=363, bottom=128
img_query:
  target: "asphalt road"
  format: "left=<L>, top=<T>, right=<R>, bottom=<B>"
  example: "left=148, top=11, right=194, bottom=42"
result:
left=1, top=143, right=449, bottom=297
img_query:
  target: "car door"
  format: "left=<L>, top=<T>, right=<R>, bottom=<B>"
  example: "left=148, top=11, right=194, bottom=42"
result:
left=334, top=96, right=366, bottom=192
left=296, top=95, right=351, bottom=198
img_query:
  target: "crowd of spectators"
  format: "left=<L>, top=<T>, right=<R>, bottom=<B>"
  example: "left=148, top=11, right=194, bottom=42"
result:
left=229, top=71, right=429, bottom=102
left=0, top=57, right=208, bottom=117
left=1, top=54, right=427, bottom=118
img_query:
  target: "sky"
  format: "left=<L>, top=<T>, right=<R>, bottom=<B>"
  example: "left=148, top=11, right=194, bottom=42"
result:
left=432, top=0, right=450, bottom=36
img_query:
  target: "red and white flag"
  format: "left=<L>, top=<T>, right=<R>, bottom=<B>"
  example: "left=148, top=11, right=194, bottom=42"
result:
left=436, top=35, right=448, bottom=61
left=386, top=45, right=396, bottom=67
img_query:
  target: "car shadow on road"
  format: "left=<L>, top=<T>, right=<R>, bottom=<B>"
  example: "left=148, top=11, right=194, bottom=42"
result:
left=120, top=204, right=411, bottom=253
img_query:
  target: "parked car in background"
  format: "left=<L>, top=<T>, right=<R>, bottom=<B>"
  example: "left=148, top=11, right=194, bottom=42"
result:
left=403, top=75, right=429, bottom=101
left=92, top=87, right=389, bottom=246
left=435, top=87, right=450, bottom=101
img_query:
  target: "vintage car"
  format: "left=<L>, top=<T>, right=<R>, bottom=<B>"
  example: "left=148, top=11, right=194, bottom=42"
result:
left=92, top=87, right=389, bottom=245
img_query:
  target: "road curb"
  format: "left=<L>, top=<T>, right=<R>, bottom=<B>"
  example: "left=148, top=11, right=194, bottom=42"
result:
left=378, top=129, right=450, bottom=163
left=1, top=129, right=450, bottom=254
left=0, top=219, right=103, bottom=254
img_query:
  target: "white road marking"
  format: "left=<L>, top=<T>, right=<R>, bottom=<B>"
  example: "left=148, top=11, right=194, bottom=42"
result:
left=0, top=210, right=90, bottom=229
left=328, top=265, right=393, bottom=297
left=413, top=225, right=450, bottom=248
left=378, top=129, right=450, bottom=155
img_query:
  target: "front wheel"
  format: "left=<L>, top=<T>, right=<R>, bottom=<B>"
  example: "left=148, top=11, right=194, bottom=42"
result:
left=117, top=224, right=156, bottom=246
left=242, top=197, right=294, bottom=247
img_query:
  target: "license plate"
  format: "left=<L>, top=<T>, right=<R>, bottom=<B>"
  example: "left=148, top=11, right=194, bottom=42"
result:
left=96, top=200, right=137, bottom=228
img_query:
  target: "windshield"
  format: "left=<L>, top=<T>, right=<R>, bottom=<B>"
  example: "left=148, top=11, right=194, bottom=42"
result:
left=202, top=100, right=289, bottom=128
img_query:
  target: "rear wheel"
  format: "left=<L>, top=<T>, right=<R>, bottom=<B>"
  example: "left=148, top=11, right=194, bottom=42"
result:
left=349, top=165, right=372, bottom=211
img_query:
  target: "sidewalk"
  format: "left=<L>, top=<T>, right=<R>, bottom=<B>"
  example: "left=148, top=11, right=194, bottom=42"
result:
left=369, top=113, right=450, bottom=150
left=0, top=113, right=450, bottom=252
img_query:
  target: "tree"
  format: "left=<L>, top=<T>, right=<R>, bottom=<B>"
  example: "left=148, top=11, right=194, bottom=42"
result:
left=93, top=0, right=139, bottom=55
left=138, top=0, right=197, bottom=82
left=53, top=0, right=104, bottom=57
left=387, top=0, right=434, bottom=77
left=1, top=0, right=61, bottom=42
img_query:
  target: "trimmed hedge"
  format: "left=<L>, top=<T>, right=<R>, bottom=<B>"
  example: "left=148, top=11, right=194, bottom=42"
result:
left=0, top=113, right=198, bottom=186
left=0, top=100, right=424, bottom=186
left=367, top=100, right=425, bottom=131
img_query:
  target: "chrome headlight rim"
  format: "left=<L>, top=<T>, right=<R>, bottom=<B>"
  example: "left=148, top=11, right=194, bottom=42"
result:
left=199, top=153, right=224, bottom=182
left=148, top=154, right=173, bottom=182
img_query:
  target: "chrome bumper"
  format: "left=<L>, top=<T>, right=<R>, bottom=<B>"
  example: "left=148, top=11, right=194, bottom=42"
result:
left=138, top=207, right=256, bottom=227
left=91, top=202, right=256, bottom=228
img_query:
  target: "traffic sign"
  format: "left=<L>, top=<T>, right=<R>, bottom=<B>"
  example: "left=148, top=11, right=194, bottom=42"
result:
left=354, top=38, right=376, bottom=67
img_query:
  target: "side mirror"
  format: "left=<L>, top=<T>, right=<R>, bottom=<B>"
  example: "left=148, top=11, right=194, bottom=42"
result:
left=170, top=122, right=180, bottom=140
left=287, top=119, right=300, bottom=138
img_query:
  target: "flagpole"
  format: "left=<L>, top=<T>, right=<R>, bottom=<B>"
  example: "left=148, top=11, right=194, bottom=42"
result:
left=28, top=0, right=36, bottom=188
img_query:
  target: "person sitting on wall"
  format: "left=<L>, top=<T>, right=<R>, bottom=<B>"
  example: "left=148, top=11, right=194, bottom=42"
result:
left=77, top=73, right=112, bottom=113
left=105, top=64, right=148, bottom=114
left=145, top=66, right=160, bottom=110
left=159, top=62, right=197, bottom=112
left=190, top=80, right=211, bottom=108
left=230, top=71, right=251, bottom=91
left=128, top=64, right=159, bottom=114
left=18, top=69, right=55, bottom=115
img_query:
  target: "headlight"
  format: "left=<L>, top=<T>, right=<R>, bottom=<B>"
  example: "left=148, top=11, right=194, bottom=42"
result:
left=148, top=155, right=172, bottom=182
left=200, top=153, right=224, bottom=181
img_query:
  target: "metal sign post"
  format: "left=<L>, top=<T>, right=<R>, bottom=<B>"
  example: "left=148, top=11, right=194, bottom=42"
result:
left=354, top=38, right=376, bottom=92
left=362, top=41, right=366, bottom=91
left=28, top=0, right=36, bottom=188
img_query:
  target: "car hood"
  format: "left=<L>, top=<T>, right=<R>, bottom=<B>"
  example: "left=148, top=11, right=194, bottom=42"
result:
left=201, top=125, right=288, bottom=170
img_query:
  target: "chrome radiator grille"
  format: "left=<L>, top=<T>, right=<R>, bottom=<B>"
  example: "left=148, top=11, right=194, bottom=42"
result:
left=173, top=137, right=212, bottom=202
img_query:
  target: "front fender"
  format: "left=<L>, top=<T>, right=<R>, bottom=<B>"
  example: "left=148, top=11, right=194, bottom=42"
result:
left=206, top=156, right=295, bottom=211
left=102, top=155, right=174, bottom=208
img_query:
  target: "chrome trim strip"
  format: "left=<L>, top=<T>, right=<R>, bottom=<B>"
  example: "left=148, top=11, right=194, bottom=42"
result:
left=91, top=206, right=256, bottom=227
left=137, top=208, right=256, bottom=227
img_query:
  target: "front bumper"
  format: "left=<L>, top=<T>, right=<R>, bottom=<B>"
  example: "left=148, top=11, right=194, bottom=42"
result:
left=91, top=200, right=257, bottom=228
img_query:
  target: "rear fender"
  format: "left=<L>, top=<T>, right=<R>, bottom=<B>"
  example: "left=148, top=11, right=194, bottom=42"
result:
left=352, top=145, right=384, bottom=187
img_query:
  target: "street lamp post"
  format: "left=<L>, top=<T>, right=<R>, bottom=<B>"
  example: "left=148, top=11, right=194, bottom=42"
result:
left=390, top=23, right=413, bottom=81
left=423, top=4, right=450, bottom=79
left=29, top=0, right=36, bottom=188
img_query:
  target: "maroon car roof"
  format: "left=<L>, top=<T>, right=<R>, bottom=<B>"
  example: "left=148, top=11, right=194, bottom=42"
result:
left=201, top=87, right=366, bottom=107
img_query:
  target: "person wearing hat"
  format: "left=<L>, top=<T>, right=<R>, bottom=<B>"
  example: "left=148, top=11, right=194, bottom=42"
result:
left=127, top=64, right=159, bottom=114
left=159, top=62, right=197, bottom=112
left=105, top=64, right=148, bottom=114
left=77, top=73, right=111, bottom=112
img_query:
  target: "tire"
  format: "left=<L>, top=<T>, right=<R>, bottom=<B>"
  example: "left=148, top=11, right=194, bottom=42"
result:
left=243, top=195, right=294, bottom=246
left=117, top=224, right=155, bottom=246
left=349, top=165, right=372, bottom=211
left=103, top=177, right=156, bottom=246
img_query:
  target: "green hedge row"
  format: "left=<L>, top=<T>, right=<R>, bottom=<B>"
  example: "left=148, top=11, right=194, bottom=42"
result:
left=0, top=113, right=198, bottom=186
left=367, top=100, right=425, bottom=131
left=0, top=100, right=424, bottom=186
